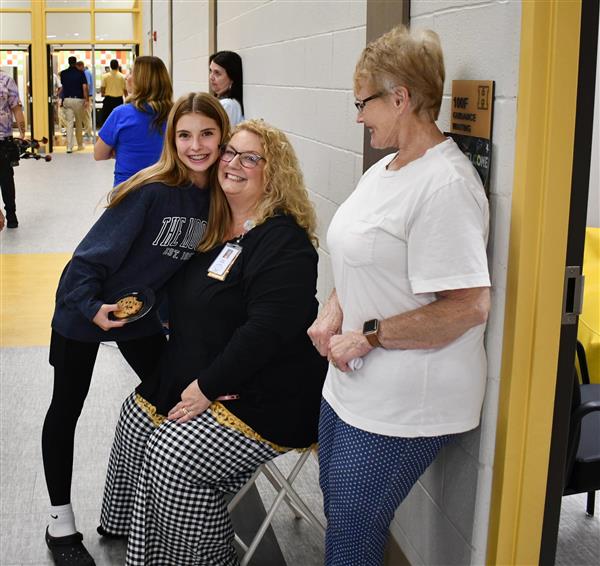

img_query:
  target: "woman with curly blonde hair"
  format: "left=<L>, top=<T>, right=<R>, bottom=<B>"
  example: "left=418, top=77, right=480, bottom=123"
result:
left=200, top=119, right=318, bottom=250
left=99, top=119, right=327, bottom=566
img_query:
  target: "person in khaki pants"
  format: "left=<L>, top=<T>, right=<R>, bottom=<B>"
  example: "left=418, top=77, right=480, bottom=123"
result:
left=76, top=61, right=94, bottom=139
left=58, top=56, right=88, bottom=153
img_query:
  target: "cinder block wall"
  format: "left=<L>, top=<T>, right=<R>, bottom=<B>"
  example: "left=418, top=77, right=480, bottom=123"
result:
left=217, top=0, right=367, bottom=301
left=172, top=0, right=210, bottom=97
left=148, top=1, right=523, bottom=564
left=389, top=2, right=521, bottom=565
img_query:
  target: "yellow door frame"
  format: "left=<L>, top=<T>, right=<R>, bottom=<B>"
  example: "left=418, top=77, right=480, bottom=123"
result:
left=0, top=1, right=142, bottom=142
left=487, top=1, right=583, bottom=564
left=31, top=0, right=46, bottom=141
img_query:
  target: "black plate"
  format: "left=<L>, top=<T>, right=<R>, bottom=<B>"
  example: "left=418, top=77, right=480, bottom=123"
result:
left=107, top=287, right=155, bottom=324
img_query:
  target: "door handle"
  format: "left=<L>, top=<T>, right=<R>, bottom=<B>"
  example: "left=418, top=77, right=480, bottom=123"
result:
left=562, top=266, right=585, bottom=325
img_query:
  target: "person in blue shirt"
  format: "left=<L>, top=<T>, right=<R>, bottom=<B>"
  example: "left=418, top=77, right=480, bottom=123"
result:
left=42, top=92, right=231, bottom=566
left=94, top=56, right=173, bottom=187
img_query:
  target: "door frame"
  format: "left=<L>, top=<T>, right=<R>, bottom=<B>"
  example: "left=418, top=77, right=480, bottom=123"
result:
left=46, top=44, right=53, bottom=152
left=486, top=1, right=588, bottom=564
left=27, top=44, right=33, bottom=139
left=539, top=0, right=599, bottom=562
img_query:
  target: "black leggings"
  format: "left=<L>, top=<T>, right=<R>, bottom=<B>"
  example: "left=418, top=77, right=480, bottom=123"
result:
left=101, top=96, right=123, bottom=124
left=42, top=330, right=167, bottom=506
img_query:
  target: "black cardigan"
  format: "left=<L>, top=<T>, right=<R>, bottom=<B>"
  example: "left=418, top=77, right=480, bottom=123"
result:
left=138, top=214, right=327, bottom=448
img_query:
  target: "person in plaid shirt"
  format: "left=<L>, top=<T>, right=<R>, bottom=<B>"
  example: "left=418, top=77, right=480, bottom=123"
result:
left=0, top=72, right=26, bottom=228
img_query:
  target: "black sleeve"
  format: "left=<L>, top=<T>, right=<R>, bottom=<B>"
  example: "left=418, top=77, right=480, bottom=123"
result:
left=197, top=224, right=318, bottom=399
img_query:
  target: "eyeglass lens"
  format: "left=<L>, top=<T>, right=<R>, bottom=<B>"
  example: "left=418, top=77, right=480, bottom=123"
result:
left=354, top=92, right=381, bottom=112
left=221, top=148, right=263, bottom=168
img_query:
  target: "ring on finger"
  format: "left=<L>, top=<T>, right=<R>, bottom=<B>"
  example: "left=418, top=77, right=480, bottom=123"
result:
left=181, top=407, right=189, bottom=415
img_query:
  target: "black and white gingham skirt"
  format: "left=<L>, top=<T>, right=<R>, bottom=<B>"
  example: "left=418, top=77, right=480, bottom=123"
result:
left=100, top=392, right=279, bottom=565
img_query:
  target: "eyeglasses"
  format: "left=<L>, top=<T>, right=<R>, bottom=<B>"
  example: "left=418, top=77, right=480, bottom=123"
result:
left=354, top=92, right=383, bottom=112
left=220, top=146, right=265, bottom=169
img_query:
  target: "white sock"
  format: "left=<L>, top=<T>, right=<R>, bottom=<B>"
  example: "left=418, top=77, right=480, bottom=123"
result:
left=48, top=504, right=77, bottom=537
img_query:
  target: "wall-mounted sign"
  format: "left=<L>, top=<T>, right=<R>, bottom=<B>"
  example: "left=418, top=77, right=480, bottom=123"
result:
left=450, top=80, right=494, bottom=138
left=447, top=80, right=495, bottom=192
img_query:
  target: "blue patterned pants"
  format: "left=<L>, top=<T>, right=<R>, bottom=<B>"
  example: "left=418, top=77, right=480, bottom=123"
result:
left=318, top=398, right=453, bottom=566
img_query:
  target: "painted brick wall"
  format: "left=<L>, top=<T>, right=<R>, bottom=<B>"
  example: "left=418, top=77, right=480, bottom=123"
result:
left=217, top=0, right=367, bottom=301
left=389, top=2, right=521, bottom=565
left=172, top=0, right=210, bottom=97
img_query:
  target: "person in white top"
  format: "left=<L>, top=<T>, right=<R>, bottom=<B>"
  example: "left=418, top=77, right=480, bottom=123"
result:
left=209, top=51, right=245, bottom=127
left=308, top=24, right=491, bottom=566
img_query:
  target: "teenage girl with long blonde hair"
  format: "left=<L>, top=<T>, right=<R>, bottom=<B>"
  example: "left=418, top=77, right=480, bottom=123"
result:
left=42, top=92, right=230, bottom=566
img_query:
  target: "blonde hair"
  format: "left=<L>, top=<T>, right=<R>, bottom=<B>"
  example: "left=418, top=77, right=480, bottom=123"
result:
left=107, top=92, right=230, bottom=211
left=127, top=56, right=173, bottom=130
left=199, top=119, right=318, bottom=251
left=354, top=25, right=445, bottom=121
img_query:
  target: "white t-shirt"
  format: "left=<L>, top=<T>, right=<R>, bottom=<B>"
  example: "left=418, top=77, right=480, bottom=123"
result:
left=220, top=98, right=244, bottom=127
left=322, top=138, right=491, bottom=437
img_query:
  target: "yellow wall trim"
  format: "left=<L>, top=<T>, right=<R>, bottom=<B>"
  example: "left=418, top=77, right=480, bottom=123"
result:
left=31, top=0, right=47, bottom=141
left=487, top=1, right=582, bottom=564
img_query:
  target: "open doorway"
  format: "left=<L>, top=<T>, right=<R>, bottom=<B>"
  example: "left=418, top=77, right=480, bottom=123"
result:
left=0, top=46, right=32, bottom=138
left=48, top=45, right=136, bottom=152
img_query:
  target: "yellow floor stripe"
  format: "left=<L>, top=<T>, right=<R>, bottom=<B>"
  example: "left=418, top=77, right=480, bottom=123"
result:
left=0, top=253, right=71, bottom=347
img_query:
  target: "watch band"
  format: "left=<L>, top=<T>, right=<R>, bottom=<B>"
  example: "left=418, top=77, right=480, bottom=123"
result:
left=365, top=330, right=382, bottom=348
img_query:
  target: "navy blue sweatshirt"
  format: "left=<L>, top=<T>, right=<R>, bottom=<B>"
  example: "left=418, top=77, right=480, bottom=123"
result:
left=52, top=181, right=210, bottom=342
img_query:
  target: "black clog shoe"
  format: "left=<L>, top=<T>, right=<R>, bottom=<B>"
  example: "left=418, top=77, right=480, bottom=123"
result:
left=45, top=527, right=96, bottom=565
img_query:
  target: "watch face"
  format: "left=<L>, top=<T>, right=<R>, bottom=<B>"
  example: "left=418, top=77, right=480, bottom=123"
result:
left=363, top=319, right=378, bottom=334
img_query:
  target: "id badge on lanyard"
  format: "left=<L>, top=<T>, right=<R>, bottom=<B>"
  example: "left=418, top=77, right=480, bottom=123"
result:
left=207, top=243, right=242, bottom=281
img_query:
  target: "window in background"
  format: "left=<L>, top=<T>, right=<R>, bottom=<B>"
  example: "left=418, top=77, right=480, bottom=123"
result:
left=46, top=12, right=91, bottom=41
left=95, top=13, right=134, bottom=41
left=0, top=13, right=31, bottom=41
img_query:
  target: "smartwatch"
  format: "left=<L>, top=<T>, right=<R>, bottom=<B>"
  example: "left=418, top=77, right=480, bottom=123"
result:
left=362, top=319, right=382, bottom=348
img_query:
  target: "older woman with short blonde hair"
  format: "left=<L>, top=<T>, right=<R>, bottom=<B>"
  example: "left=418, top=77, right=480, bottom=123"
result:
left=309, top=25, right=491, bottom=566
